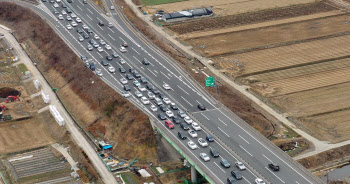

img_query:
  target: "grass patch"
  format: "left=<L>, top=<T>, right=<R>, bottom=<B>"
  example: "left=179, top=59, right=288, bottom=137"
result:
left=139, top=0, right=187, bottom=6
left=284, top=126, right=300, bottom=139
left=18, top=63, right=28, bottom=73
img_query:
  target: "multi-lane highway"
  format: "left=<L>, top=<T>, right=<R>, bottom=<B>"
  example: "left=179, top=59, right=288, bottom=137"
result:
left=13, top=0, right=324, bottom=183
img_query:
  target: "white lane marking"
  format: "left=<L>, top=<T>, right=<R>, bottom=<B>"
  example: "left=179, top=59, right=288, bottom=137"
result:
left=213, top=162, right=226, bottom=173
left=77, top=5, right=83, bottom=11
left=218, top=118, right=227, bottom=126
left=132, top=47, right=140, bottom=55
left=108, top=34, right=115, bottom=41
left=239, top=135, right=250, bottom=144
left=132, top=56, right=140, bottom=63
left=86, top=14, right=92, bottom=20
left=147, top=68, right=157, bottom=77
left=177, top=85, right=189, bottom=95
left=160, top=71, right=170, bottom=80
left=296, top=182, right=300, bottom=184
left=181, top=96, right=193, bottom=107
left=218, top=109, right=313, bottom=184
left=99, top=26, right=104, bottom=30
left=262, top=154, right=273, bottom=163
left=87, top=8, right=93, bottom=14
left=239, top=145, right=253, bottom=157
left=154, top=70, right=159, bottom=74
left=202, top=113, right=210, bottom=120
left=108, top=27, right=115, bottom=33
left=140, top=66, right=145, bottom=70
left=243, top=178, right=252, bottom=184
left=265, top=166, right=285, bottom=183
left=218, top=127, right=230, bottom=137
left=119, top=37, right=126, bottom=43
left=96, top=52, right=103, bottom=58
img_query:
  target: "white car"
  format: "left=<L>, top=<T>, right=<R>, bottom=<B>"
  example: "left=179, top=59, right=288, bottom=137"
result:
left=184, top=116, right=193, bottom=124
left=148, top=92, right=155, bottom=99
left=135, top=90, right=142, bottom=98
left=96, top=70, right=103, bottom=77
left=58, top=14, right=63, bottom=20
left=97, top=47, right=104, bottom=52
left=105, top=45, right=111, bottom=50
left=200, top=153, right=210, bottom=162
left=78, top=36, right=84, bottom=42
left=119, top=59, right=126, bottom=64
left=188, top=130, right=198, bottom=138
left=108, top=66, right=115, bottom=73
left=255, top=178, right=265, bottom=184
left=141, top=97, right=150, bottom=105
left=235, top=162, right=246, bottom=170
left=138, top=85, right=146, bottom=92
left=166, top=110, right=174, bottom=117
left=192, top=123, right=201, bottom=131
left=76, top=17, right=82, bottom=23
left=163, top=97, right=171, bottom=104
left=122, top=91, right=130, bottom=98
left=120, top=78, right=127, bottom=84
left=163, top=83, right=171, bottom=90
left=66, top=16, right=72, bottom=21
left=133, top=80, right=140, bottom=87
left=71, top=13, right=77, bottom=18
left=94, top=34, right=100, bottom=40
left=110, top=5, right=115, bottom=10
left=178, top=111, right=187, bottom=118
left=66, top=24, right=73, bottom=30
left=187, top=141, right=198, bottom=150
left=119, top=46, right=127, bottom=53
left=100, top=40, right=106, bottom=45
left=71, top=21, right=78, bottom=27
left=82, top=24, right=88, bottom=30
left=61, top=10, right=67, bottom=15
left=53, top=3, right=59, bottom=7
left=198, top=138, right=208, bottom=147
left=56, top=0, right=61, bottom=2
left=87, top=44, right=93, bottom=51
left=150, top=105, right=157, bottom=112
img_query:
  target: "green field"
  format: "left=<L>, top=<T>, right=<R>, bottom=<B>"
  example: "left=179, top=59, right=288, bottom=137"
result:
left=139, top=0, right=187, bottom=6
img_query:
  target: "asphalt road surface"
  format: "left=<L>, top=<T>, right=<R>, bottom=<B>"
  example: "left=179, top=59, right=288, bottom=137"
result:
left=10, top=0, right=324, bottom=183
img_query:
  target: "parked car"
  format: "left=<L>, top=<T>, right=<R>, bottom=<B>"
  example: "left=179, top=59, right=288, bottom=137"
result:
left=192, top=123, right=201, bottom=131
left=121, top=91, right=130, bottom=98
left=227, top=177, right=237, bottom=184
left=210, top=148, right=219, bottom=158
left=135, top=90, right=143, bottom=98
left=158, top=113, right=166, bottom=120
left=142, top=58, right=150, bottom=65
left=255, top=178, right=265, bottom=184
left=163, top=83, right=171, bottom=90
left=231, top=171, right=242, bottom=180
left=150, top=105, right=157, bottom=112
left=166, top=111, right=174, bottom=118
left=221, top=159, right=231, bottom=168
left=119, top=67, right=126, bottom=73
left=101, top=60, right=109, bottom=66
left=141, top=97, right=150, bottom=105
left=165, top=120, right=174, bottom=129
left=184, top=116, right=193, bottom=124
left=108, top=66, right=115, bottom=73
left=180, top=123, right=189, bottom=130
left=200, top=153, right=210, bottom=162
left=148, top=92, right=155, bottom=99
left=206, top=134, right=214, bottom=142
left=235, top=162, right=246, bottom=170
left=188, top=130, right=197, bottom=138
left=178, top=132, right=187, bottom=140
left=198, top=138, right=208, bottom=147
left=124, top=85, right=130, bottom=91
left=198, top=104, right=206, bottom=111
left=172, top=116, right=181, bottom=124
left=120, top=46, right=127, bottom=53
left=187, top=141, right=198, bottom=150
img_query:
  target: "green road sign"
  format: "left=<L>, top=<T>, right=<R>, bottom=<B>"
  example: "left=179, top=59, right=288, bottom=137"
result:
left=205, top=76, right=215, bottom=87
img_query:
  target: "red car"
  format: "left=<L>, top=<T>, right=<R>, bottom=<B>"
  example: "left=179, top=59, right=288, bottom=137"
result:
left=165, top=120, right=174, bottom=129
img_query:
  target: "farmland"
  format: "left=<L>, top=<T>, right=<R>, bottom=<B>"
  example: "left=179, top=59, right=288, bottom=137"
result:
left=157, top=0, right=350, bottom=144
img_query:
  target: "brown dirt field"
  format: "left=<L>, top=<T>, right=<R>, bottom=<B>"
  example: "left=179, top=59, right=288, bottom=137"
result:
left=0, top=117, right=55, bottom=153
left=146, top=0, right=314, bottom=16
left=166, top=1, right=337, bottom=34
left=216, top=33, right=350, bottom=77
left=186, top=13, right=350, bottom=57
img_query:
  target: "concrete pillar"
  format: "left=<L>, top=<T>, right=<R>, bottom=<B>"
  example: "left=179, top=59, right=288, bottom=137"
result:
left=191, top=166, right=197, bottom=182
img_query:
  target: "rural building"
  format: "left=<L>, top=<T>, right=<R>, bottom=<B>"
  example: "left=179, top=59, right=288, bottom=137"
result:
left=161, top=7, right=213, bottom=22
left=99, top=141, right=112, bottom=150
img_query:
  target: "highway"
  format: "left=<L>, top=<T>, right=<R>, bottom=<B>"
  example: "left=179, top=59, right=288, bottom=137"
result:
left=13, top=0, right=324, bottom=183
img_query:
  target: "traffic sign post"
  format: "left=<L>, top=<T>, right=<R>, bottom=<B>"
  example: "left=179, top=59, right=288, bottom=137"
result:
left=205, top=76, right=215, bottom=87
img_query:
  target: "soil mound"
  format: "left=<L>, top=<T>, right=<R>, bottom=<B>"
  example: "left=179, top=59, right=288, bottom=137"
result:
left=0, top=87, right=21, bottom=98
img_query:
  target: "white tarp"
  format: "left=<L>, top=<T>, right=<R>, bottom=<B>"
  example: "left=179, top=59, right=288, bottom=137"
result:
left=33, top=79, right=41, bottom=89
left=49, top=105, right=65, bottom=126
left=138, top=169, right=151, bottom=178
left=41, top=90, right=50, bottom=103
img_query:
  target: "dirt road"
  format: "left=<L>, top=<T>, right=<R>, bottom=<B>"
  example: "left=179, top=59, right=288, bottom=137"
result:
left=0, top=26, right=118, bottom=184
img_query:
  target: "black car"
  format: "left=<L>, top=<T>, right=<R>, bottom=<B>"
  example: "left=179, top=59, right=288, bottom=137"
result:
left=206, top=134, right=214, bottom=142
left=89, top=63, right=95, bottom=71
left=160, top=105, right=168, bottom=112
left=124, top=85, right=130, bottom=91
left=133, top=72, right=141, bottom=78
left=198, top=104, right=206, bottom=111
left=42, top=0, right=47, bottom=2
left=158, top=93, right=166, bottom=99
left=98, top=21, right=104, bottom=26
left=170, top=103, right=178, bottom=110
left=62, top=3, right=67, bottom=8
left=119, top=67, right=126, bottom=73
left=231, top=171, right=242, bottom=180
left=129, top=68, right=136, bottom=73
left=142, top=58, right=150, bottom=65
left=180, top=123, right=189, bottom=130
left=126, top=74, right=134, bottom=80
left=106, top=55, right=113, bottom=61
left=172, top=116, right=181, bottom=124
left=67, top=0, right=73, bottom=3
left=178, top=132, right=187, bottom=140
left=101, top=60, right=109, bottom=66
left=158, top=113, right=166, bottom=120
left=151, top=88, right=160, bottom=95
left=87, top=29, right=93, bottom=34
left=83, top=33, right=89, bottom=39
left=112, top=53, right=119, bottom=58
left=268, top=163, right=280, bottom=171
left=77, top=28, right=83, bottom=34
left=140, top=77, right=148, bottom=84
left=227, top=177, right=237, bottom=184
left=146, top=84, right=153, bottom=90
left=80, top=55, right=87, bottom=61
left=220, top=159, right=231, bottom=168
left=210, top=148, right=219, bottom=158
left=66, top=8, right=72, bottom=13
